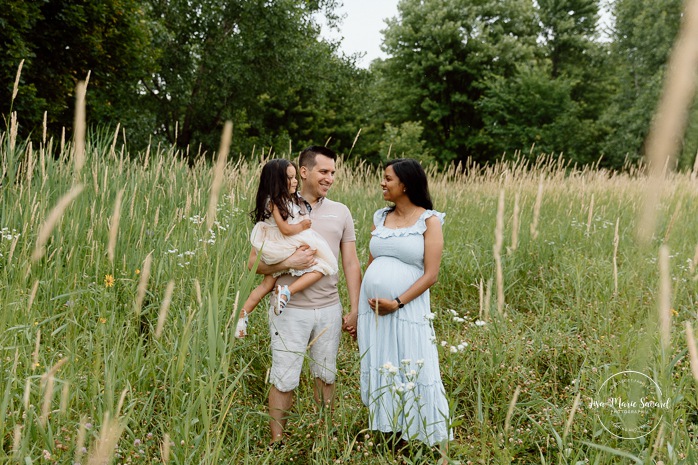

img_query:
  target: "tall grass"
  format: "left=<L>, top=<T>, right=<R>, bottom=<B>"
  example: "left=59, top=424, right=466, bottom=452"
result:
left=1, top=126, right=698, bottom=464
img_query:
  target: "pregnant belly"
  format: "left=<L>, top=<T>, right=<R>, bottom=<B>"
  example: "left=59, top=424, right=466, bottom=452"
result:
left=362, top=256, right=422, bottom=299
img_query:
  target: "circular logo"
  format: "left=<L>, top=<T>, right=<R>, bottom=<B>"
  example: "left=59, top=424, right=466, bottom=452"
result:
left=589, top=370, right=668, bottom=439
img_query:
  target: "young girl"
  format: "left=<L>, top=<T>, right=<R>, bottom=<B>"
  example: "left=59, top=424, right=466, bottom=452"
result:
left=236, top=159, right=338, bottom=338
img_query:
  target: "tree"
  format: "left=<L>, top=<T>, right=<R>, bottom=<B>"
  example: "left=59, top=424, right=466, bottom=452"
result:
left=1, top=0, right=154, bottom=140
left=140, top=0, right=365, bottom=158
left=375, top=0, right=542, bottom=165
left=601, top=0, right=683, bottom=166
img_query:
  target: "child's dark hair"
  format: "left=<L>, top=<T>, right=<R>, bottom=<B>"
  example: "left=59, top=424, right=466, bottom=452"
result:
left=250, top=159, right=298, bottom=224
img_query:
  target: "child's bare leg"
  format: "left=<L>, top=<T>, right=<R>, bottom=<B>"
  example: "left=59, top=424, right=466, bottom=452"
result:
left=287, top=271, right=323, bottom=297
left=237, top=275, right=276, bottom=338
left=243, top=275, right=277, bottom=315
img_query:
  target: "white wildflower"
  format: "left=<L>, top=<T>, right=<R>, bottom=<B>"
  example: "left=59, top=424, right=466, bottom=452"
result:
left=424, top=312, right=435, bottom=321
left=449, top=346, right=458, bottom=353
left=475, top=320, right=487, bottom=327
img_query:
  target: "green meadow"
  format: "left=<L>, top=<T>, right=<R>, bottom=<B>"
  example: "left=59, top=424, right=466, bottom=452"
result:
left=1, top=127, right=698, bottom=464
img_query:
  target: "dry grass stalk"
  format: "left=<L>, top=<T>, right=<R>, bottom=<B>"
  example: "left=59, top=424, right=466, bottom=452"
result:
left=73, top=81, right=87, bottom=177
left=509, top=192, right=520, bottom=253
left=31, top=329, right=41, bottom=371
left=692, top=149, right=698, bottom=180
left=484, top=279, right=492, bottom=322
left=691, top=243, right=698, bottom=273
left=307, top=326, right=329, bottom=349
left=23, top=379, right=31, bottom=411
left=12, top=59, right=24, bottom=102
left=155, top=281, right=175, bottom=338
left=494, top=190, right=505, bottom=314
left=225, top=290, right=241, bottom=331
left=60, top=382, right=70, bottom=414
left=161, top=433, right=171, bottom=464
left=663, top=199, right=682, bottom=243
left=110, top=123, right=121, bottom=159
left=40, top=375, right=54, bottom=426
left=478, top=279, right=484, bottom=320
left=74, top=416, right=87, bottom=465
left=32, top=184, right=85, bottom=262
left=563, top=390, right=582, bottom=440
left=504, top=385, right=520, bottom=433
left=207, top=121, right=233, bottom=230
left=613, top=218, right=620, bottom=297
left=685, top=321, right=698, bottom=381
left=10, top=111, right=17, bottom=153
left=658, top=245, right=672, bottom=351
left=530, top=175, right=543, bottom=240
left=12, top=424, right=22, bottom=456
left=134, top=253, right=153, bottom=316
left=27, top=279, right=40, bottom=312
left=638, top=0, right=698, bottom=243
left=86, top=412, right=125, bottom=465
left=194, top=279, right=202, bottom=307
left=586, top=193, right=595, bottom=235
left=108, top=189, right=124, bottom=264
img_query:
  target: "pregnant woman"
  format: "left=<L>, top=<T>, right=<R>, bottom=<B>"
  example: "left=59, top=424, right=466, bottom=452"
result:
left=357, top=158, right=451, bottom=452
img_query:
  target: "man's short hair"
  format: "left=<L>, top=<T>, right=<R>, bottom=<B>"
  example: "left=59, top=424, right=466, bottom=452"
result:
left=299, top=146, right=337, bottom=169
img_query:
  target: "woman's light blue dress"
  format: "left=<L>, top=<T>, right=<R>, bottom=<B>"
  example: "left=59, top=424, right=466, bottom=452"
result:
left=358, top=207, right=451, bottom=446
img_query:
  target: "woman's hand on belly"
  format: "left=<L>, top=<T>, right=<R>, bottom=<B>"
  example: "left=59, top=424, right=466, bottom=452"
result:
left=368, top=297, right=400, bottom=316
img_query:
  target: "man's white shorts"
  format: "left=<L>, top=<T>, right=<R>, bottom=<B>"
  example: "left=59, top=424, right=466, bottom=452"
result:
left=268, top=302, right=343, bottom=392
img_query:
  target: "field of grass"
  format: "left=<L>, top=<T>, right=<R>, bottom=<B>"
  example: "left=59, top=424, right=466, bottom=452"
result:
left=1, top=125, right=698, bottom=464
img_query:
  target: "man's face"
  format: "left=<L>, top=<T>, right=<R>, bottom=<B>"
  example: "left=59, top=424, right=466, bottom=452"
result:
left=301, top=154, right=335, bottom=199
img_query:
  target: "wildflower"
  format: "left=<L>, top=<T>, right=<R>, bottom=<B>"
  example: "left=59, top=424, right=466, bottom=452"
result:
left=405, top=382, right=415, bottom=391
left=449, top=346, right=458, bottom=353
left=440, top=341, right=448, bottom=347
left=448, top=309, right=458, bottom=316
left=475, top=319, right=487, bottom=327
left=400, top=359, right=412, bottom=365
left=135, top=269, right=140, bottom=275
left=424, top=312, right=435, bottom=321
left=42, top=449, right=51, bottom=460
left=671, top=308, right=678, bottom=317
left=104, top=274, right=115, bottom=287
left=381, top=361, right=398, bottom=374
left=134, top=439, right=141, bottom=446
left=99, top=317, right=107, bottom=324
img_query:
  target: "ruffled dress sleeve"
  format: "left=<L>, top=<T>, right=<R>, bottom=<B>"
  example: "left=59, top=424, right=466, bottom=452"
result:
left=371, top=208, right=445, bottom=238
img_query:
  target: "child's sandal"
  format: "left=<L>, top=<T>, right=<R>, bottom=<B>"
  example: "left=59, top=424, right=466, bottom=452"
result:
left=276, top=285, right=291, bottom=314
left=235, top=310, right=248, bottom=338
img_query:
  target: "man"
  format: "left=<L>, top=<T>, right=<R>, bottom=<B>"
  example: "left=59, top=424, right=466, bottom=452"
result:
left=247, top=145, right=361, bottom=444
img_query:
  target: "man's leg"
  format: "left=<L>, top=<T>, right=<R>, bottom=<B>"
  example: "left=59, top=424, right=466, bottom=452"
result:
left=313, top=378, right=335, bottom=411
left=269, top=386, right=294, bottom=443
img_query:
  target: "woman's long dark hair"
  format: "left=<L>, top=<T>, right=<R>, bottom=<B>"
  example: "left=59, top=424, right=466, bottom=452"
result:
left=250, top=159, right=298, bottom=224
left=386, top=158, right=433, bottom=210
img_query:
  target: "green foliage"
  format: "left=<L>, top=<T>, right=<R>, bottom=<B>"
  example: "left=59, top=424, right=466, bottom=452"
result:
left=379, top=121, right=434, bottom=165
left=601, top=0, right=684, bottom=166
left=0, top=0, right=154, bottom=139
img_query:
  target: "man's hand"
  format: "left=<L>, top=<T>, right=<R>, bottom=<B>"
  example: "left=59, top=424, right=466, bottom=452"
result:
left=284, top=244, right=316, bottom=270
left=342, top=310, right=358, bottom=339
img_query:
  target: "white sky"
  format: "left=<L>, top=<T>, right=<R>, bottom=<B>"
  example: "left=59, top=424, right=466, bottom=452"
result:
left=320, top=0, right=400, bottom=68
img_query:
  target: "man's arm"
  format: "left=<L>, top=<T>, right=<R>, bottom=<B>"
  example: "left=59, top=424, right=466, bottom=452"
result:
left=247, top=246, right=316, bottom=275
left=340, top=240, right=361, bottom=338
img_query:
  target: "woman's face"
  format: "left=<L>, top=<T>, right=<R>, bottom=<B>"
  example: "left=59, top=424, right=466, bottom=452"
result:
left=380, top=165, right=405, bottom=202
left=286, top=164, right=298, bottom=194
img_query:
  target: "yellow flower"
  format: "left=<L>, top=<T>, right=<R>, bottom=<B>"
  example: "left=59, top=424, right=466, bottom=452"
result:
left=671, top=308, right=678, bottom=317
left=135, top=268, right=141, bottom=275
left=104, top=274, right=115, bottom=287
left=99, top=317, right=107, bottom=324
